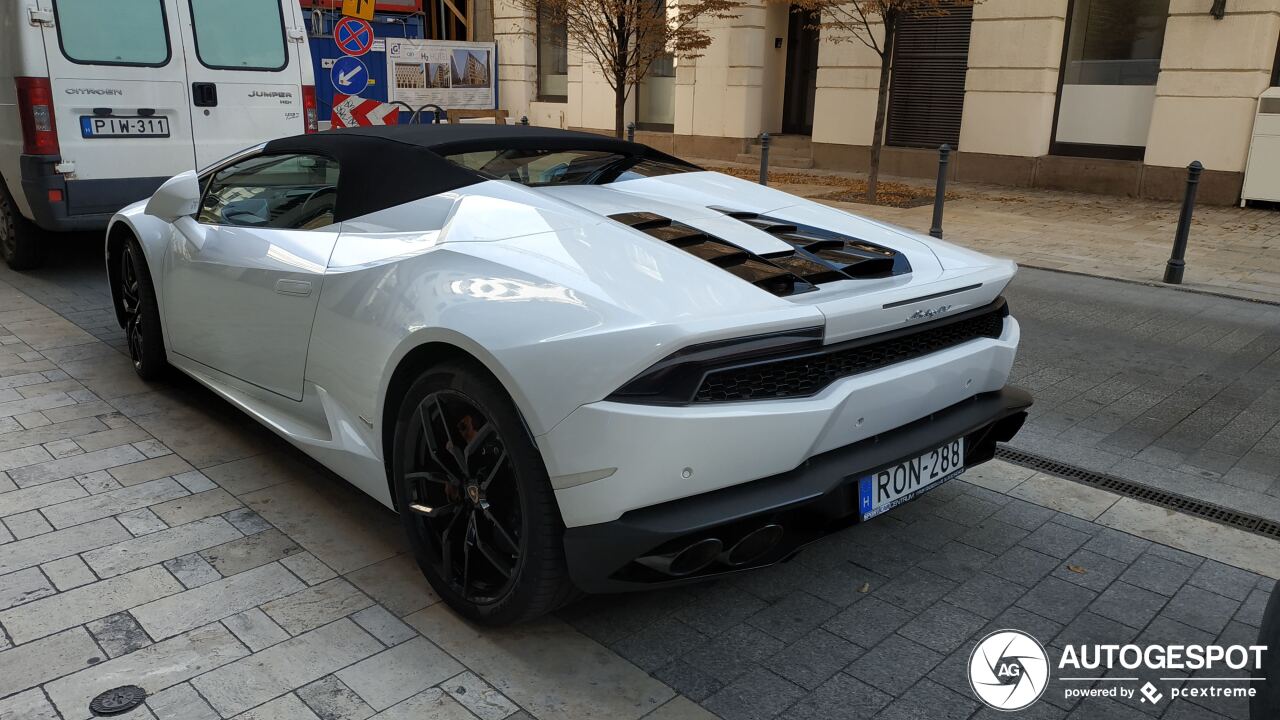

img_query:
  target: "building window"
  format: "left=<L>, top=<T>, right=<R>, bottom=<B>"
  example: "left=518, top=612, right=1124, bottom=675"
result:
left=537, top=5, right=568, bottom=102
left=637, top=53, right=675, bottom=129
left=1052, top=0, right=1170, bottom=158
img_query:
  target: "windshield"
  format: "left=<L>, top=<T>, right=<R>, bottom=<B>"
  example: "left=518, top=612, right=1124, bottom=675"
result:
left=443, top=148, right=692, bottom=187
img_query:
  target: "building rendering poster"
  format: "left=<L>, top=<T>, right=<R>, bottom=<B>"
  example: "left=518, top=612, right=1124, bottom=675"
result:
left=385, top=37, right=496, bottom=111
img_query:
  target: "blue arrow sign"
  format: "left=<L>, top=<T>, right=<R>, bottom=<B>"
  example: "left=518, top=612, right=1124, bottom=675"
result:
left=330, top=55, right=369, bottom=96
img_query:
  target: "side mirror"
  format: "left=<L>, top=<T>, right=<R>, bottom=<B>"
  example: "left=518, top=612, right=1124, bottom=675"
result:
left=146, top=171, right=201, bottom=223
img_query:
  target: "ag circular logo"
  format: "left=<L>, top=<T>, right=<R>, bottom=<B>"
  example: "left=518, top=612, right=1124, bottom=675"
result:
left=968, top=629, right=1050, bottom=711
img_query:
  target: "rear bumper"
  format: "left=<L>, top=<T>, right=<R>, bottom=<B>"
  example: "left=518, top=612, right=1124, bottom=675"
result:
left=20, top=155, right=166, bottom=232
left=542, top=317, right=1021, bottom=528
left=562, top=385, right=1032, bottom=593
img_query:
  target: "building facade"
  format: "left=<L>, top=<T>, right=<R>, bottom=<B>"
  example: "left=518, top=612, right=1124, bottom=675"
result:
left=494, top=0, right=1280, bottom=204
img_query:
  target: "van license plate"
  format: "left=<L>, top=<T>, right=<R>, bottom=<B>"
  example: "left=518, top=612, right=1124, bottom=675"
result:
left=80, top=116, right=170, bottom=138
left=857, top=438, right=964, bottom=520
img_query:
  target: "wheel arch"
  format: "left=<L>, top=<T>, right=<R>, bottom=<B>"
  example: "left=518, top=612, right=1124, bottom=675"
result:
left=379, top=341, right=535, bottom=512
left=106, top=211, right=171, bottom=333
left=105, top=220, right=136, bottom=328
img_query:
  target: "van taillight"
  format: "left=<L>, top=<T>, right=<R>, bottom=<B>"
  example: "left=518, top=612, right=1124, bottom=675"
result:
left=15, top=77, right=59, bottom=155
left=302, top=85, right=318, bottom=133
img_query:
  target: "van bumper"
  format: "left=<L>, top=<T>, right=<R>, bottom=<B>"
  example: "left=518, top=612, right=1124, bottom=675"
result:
left=21, top=155, right=167, bottom=232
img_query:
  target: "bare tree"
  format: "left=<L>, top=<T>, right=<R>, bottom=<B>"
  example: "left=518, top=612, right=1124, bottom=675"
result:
left=783, top=0, right=973, bottom=201
left=520, top=0, right=739, bottom=137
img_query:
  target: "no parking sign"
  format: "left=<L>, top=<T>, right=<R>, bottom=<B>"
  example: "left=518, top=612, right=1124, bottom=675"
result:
left=334, top=17, right=374, bottom=57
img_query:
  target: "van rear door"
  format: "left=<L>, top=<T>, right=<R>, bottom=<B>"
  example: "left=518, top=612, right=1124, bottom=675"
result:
left=37, top=0, right=197, bottom=186
left=175, top=0, right=310, bottom=169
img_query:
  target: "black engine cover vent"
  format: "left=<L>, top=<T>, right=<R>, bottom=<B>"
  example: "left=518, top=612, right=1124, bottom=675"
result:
left=710, top=207, right=911, bottom=279
left=609, top=212, right=817, bottom=297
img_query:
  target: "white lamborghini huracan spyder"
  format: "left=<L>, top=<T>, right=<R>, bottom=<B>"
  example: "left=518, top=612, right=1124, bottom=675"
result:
left=106, top=125, right=1030, bottom=624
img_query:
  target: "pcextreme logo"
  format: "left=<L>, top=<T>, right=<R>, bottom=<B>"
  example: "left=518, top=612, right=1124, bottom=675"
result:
left=967, top=630, right=1269, bottom=711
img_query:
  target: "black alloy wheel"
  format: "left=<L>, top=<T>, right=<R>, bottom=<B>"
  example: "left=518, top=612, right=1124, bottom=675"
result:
left=121, top=244, right=145, bottom=368
left=408, top=389, right=521, bottom=603
left=394, top=363, right=576, bottom=624
left=117, top=238, right=166, bottom=379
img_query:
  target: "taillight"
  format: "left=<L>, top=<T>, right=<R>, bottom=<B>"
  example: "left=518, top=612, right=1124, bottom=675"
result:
left=15, top=77, right=59, bottom=155
left=302, top=85, right=318, bottom=133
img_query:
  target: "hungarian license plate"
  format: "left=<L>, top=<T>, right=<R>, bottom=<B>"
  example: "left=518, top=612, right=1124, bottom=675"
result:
left=857, top=438, right=965, bottom=520
left=80, top=116, right=171, bottom=138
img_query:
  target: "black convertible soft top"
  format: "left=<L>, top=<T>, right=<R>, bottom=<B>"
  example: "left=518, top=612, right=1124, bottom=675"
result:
left=262, top=125, right=696, bottom=222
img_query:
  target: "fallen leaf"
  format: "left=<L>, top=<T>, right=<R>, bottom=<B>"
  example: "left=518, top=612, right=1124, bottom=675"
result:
left=1066, top=564, right=1087, bottom=575
left=858, top=582, right=871, bottom=593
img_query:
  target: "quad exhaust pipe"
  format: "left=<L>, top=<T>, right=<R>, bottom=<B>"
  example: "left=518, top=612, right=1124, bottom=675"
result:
left=636, top=523, right=785, bottom=577
left=636, top=538, right=723, bottom=577
left=719, top=524, right=784, bottom=567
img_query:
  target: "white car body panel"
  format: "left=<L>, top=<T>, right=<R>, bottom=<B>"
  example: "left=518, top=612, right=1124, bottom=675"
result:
left=545, top=318, right=1019, bottom=526
left=109, top=148, right=1025, bottom=540
left=164, top=217, right=337, bottom=401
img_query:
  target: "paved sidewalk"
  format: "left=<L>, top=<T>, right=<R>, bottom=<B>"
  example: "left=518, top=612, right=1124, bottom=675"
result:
left=699, top=161, right=1280, bottom=304
left=565, top=462, right=1279, bottom=720
left=0, top=275, right=692, bottom=720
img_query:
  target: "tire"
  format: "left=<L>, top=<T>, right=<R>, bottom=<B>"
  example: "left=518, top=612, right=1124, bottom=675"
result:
left=117, top=237, right=168, bottom=380
left=0, top=182, right=44, bottom=270
left=392, top=361, right=577, bottom=625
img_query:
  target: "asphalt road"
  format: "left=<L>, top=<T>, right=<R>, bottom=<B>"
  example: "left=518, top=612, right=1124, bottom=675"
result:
left=1004, top=270, right=1280, bottom=522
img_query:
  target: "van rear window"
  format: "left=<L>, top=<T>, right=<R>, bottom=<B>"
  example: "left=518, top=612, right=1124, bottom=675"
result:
left=54, top=0, right=170, bottom=67
left=190, top=0, right=288, bottom=71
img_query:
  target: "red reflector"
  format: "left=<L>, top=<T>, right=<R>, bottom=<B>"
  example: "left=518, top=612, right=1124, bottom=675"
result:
left=15, top=77, right=59, bottom=156
left=48, top=189, right=63, bottom=203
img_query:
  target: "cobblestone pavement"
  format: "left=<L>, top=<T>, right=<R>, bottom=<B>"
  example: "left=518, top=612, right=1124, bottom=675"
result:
left=563, top=463, right=1278, bottom=720
left=0, top=242, right=1276, bottom=720
left=1006, top=270, right=1280, bottom=522
left=0, top=251, right=688, bottom=720
left=699, top=160, right=1280, bottom=304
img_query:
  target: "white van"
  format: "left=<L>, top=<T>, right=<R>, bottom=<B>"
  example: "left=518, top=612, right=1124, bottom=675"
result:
left=0, top=0, right=318, bottom=269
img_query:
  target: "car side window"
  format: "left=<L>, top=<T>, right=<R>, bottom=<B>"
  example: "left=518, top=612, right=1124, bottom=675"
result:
left=198, top=154, right=340, bottom=230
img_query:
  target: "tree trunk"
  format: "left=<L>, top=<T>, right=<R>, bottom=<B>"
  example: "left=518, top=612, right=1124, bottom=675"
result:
left=613, top=14, right=629, bottom=138
left=614, top=77, right=627, bottom=138
left=866, top=17, right=896, bottom=204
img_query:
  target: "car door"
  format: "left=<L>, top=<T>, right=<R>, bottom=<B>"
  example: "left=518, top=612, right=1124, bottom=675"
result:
left=164, top=152, right=340, bottom=401
left=37, top=0, right=198, bottom=179
left=173, top=0, right=309, bottom=169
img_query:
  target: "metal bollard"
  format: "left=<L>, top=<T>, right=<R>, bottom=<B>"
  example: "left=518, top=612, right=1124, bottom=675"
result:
left=759, top=133, right=770, bottom=186
left=627, top=122, right=635, bottom=143
left=930, top=144, right=951, bottom=239
left=520, top=115, right=529, bottom=126
left=1163, top=160, right=1203, bottom=284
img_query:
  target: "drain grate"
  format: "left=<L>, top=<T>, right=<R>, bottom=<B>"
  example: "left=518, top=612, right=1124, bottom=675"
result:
left=90, top=685, right=146, bottom=716
left=995, top=446, right=1280, bottom=541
